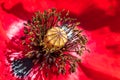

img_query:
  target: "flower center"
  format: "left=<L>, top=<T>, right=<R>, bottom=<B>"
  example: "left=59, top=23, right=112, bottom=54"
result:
left=44, top=27, right=68, bottom=50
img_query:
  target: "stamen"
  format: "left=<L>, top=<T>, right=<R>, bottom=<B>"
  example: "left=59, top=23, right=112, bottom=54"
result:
left=6, top=9, right=88, bottom=79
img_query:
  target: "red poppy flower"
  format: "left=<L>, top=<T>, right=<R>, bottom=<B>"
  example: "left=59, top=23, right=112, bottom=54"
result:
left=0, top=0, right=120, bottom=80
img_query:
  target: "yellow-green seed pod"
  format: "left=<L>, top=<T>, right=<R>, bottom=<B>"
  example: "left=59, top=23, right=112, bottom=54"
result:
left=44, top=27, right=68, bottom=51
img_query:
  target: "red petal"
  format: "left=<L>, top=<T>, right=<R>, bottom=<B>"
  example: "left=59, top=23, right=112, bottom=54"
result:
left=0, top=0, right=120, bottom=80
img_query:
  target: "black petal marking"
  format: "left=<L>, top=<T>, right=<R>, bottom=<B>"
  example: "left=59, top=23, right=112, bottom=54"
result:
left=12, top=58, right=34, bottom=78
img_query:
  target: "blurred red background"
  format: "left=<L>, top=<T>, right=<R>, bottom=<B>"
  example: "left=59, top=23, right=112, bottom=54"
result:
left=0, top=0, right=120, bottom=80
